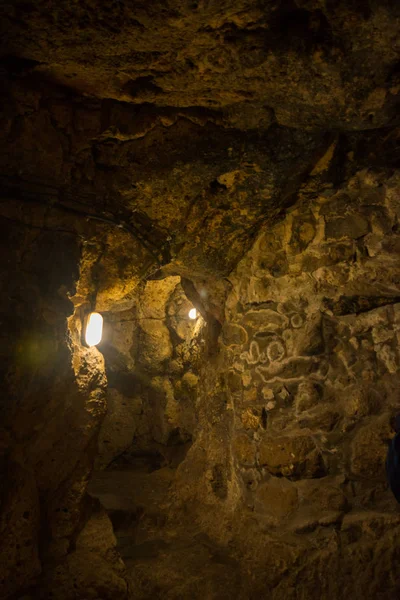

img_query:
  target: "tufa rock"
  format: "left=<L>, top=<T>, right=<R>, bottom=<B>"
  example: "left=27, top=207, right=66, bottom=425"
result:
left=259, top=433, right=325, bottom=479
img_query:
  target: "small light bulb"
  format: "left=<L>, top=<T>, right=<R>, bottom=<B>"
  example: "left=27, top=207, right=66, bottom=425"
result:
left=188, top=308, right=197, bottom=320
left=85, top=312, right=103, bottom=347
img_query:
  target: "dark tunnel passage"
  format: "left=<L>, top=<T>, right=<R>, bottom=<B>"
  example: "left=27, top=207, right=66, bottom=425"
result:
left=1, top=1, right=400, bottom=599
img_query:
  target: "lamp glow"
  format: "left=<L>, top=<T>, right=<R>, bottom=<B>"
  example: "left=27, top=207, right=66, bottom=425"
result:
left=85, top=312, right=103, bottom=347
left=188, top=308, right=197, bottom=320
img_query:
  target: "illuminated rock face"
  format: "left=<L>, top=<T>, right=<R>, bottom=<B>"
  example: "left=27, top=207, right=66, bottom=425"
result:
left=84, top=170, right=400, bottom=599
left=1, top=2, right=400, bottom=599
left=154, top=169, right=400, bottom=600
left=94, top=277, right=200, bottom=471
left=213, top=171, right=400, bottom=592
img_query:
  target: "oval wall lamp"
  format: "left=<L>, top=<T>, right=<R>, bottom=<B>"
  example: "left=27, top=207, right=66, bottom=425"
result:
left=83, top=311, right=103, bottom=347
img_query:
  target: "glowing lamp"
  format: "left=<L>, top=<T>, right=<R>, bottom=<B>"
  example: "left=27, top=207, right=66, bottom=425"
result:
left=188, top=308, right=197, bottom=320
left=85, top=312, right=103, bottom=347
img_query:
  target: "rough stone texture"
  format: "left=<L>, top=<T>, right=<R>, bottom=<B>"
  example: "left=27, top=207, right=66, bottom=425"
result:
left=254, top=477, right=299, bottom=520
left=1, top=2, right=400, bottom=599
left=0, top=209, right=129, bottom=597
left=80, top=169, right=400, bottom=596
left=39, top=501, right=129, bottom=599
left=96, top=388, right=141, bottom=470
left=0, top=460, right=40, bottom=598
left=350, top=416, right=392, bottom=480
left=2, top=1, right=400, bottom=131
left=94, top=277, right=200, bottom=468
left=233, top=433, right=256, bottom=466
left=185, top=166, right=400, bottom=598
left=0, top=78, right=328, bottom=277
left=259, top=432, right=324, bottom=478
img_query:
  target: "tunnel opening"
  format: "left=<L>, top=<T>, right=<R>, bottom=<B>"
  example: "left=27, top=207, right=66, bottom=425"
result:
left=82, top=275, right=207, bottom=586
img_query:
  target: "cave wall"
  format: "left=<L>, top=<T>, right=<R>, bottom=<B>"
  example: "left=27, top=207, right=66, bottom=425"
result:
left=0, top=216, right=81, bottom=598
left=0, top=215, right=111, bottom=598
left=1, top=2, right=400, bottom=595
left=95, top=276, right=201, bottom=470
left=0, top=205, right=150, bottom=597
left=1, top=94, right=400, bottom=598
left=85, top=163, right=400, bottom=600
left=171, top=166, right=400, bottom=599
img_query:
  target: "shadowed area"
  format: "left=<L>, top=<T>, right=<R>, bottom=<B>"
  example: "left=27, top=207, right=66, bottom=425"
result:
left=1, top=2, right=400, bottom=599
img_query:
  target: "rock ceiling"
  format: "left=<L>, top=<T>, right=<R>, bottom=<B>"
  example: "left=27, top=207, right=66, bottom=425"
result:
left=3, top=0, right=400, bottom=129
left=1, top=0, right=400, bottom=281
